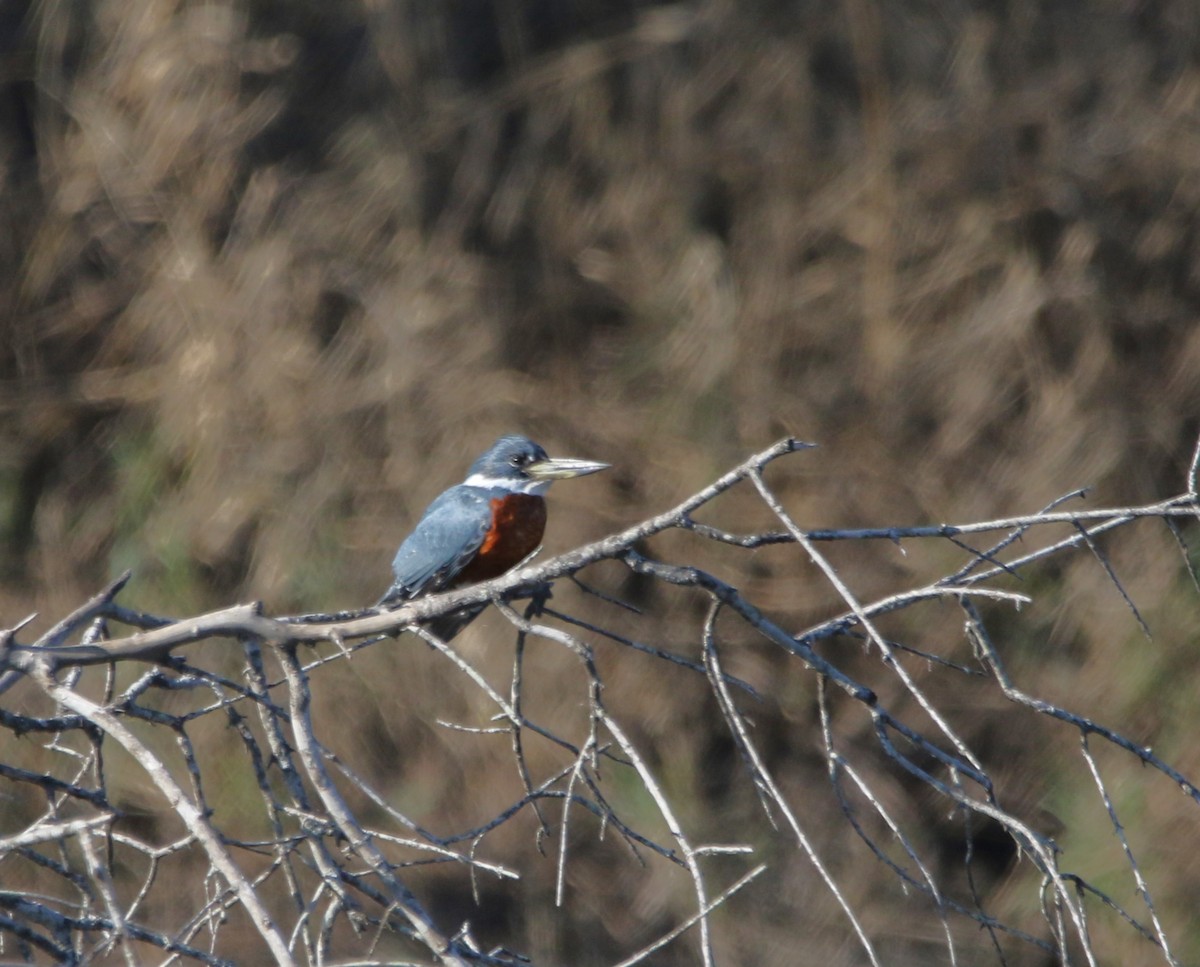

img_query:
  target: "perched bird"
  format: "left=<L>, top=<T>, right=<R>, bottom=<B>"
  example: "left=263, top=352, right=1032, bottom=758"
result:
left=377, top=435, right=608, bottom=634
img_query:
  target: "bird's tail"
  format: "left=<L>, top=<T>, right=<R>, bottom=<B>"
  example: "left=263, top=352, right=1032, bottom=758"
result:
left=424, top=604, right=487, bottom=643
left=376, top=585, right=486, bottom=643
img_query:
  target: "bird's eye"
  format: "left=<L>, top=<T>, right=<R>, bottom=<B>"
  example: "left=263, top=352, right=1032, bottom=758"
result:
left=510, top=455, right=523, bottom=468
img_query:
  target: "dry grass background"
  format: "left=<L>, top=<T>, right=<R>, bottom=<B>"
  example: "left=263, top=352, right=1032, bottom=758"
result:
left=3, top=0, right=1200, bottom=963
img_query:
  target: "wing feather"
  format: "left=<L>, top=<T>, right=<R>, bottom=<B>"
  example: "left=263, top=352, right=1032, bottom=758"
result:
left=378, top=488, right=493, bottom=606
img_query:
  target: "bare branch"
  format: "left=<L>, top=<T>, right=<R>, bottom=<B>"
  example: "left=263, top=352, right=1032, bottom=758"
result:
left=6, top=436, right=1200, bottom=963
left=275, top=643, right=474, bottom=966
left=29, top=667, right=297, bottom=966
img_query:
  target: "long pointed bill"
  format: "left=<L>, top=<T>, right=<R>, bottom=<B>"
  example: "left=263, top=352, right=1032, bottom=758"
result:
left=526, top=456, right=610, bottom=480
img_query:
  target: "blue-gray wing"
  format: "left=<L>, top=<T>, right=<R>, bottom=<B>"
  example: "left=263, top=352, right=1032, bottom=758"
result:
left=378, top=487, right=493, bottom=606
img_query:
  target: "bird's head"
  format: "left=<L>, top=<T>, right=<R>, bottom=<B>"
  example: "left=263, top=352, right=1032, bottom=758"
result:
left=463, top=435, right=609, bottom=494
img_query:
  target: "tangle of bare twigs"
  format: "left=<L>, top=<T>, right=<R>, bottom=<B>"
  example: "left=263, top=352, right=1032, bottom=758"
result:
left=3, top=436, right=1200, bottom=965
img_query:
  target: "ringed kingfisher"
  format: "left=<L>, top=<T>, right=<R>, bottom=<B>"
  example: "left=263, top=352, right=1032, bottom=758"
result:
left=377, top=435, right=609, bottom=628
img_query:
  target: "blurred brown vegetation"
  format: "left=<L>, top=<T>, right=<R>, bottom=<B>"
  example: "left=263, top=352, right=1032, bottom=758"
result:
left=3, top=0, right=1200, bottom=963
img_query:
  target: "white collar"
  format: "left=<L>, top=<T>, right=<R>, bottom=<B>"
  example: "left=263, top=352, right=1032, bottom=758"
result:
left=462, top=473, right=550, bottom=496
